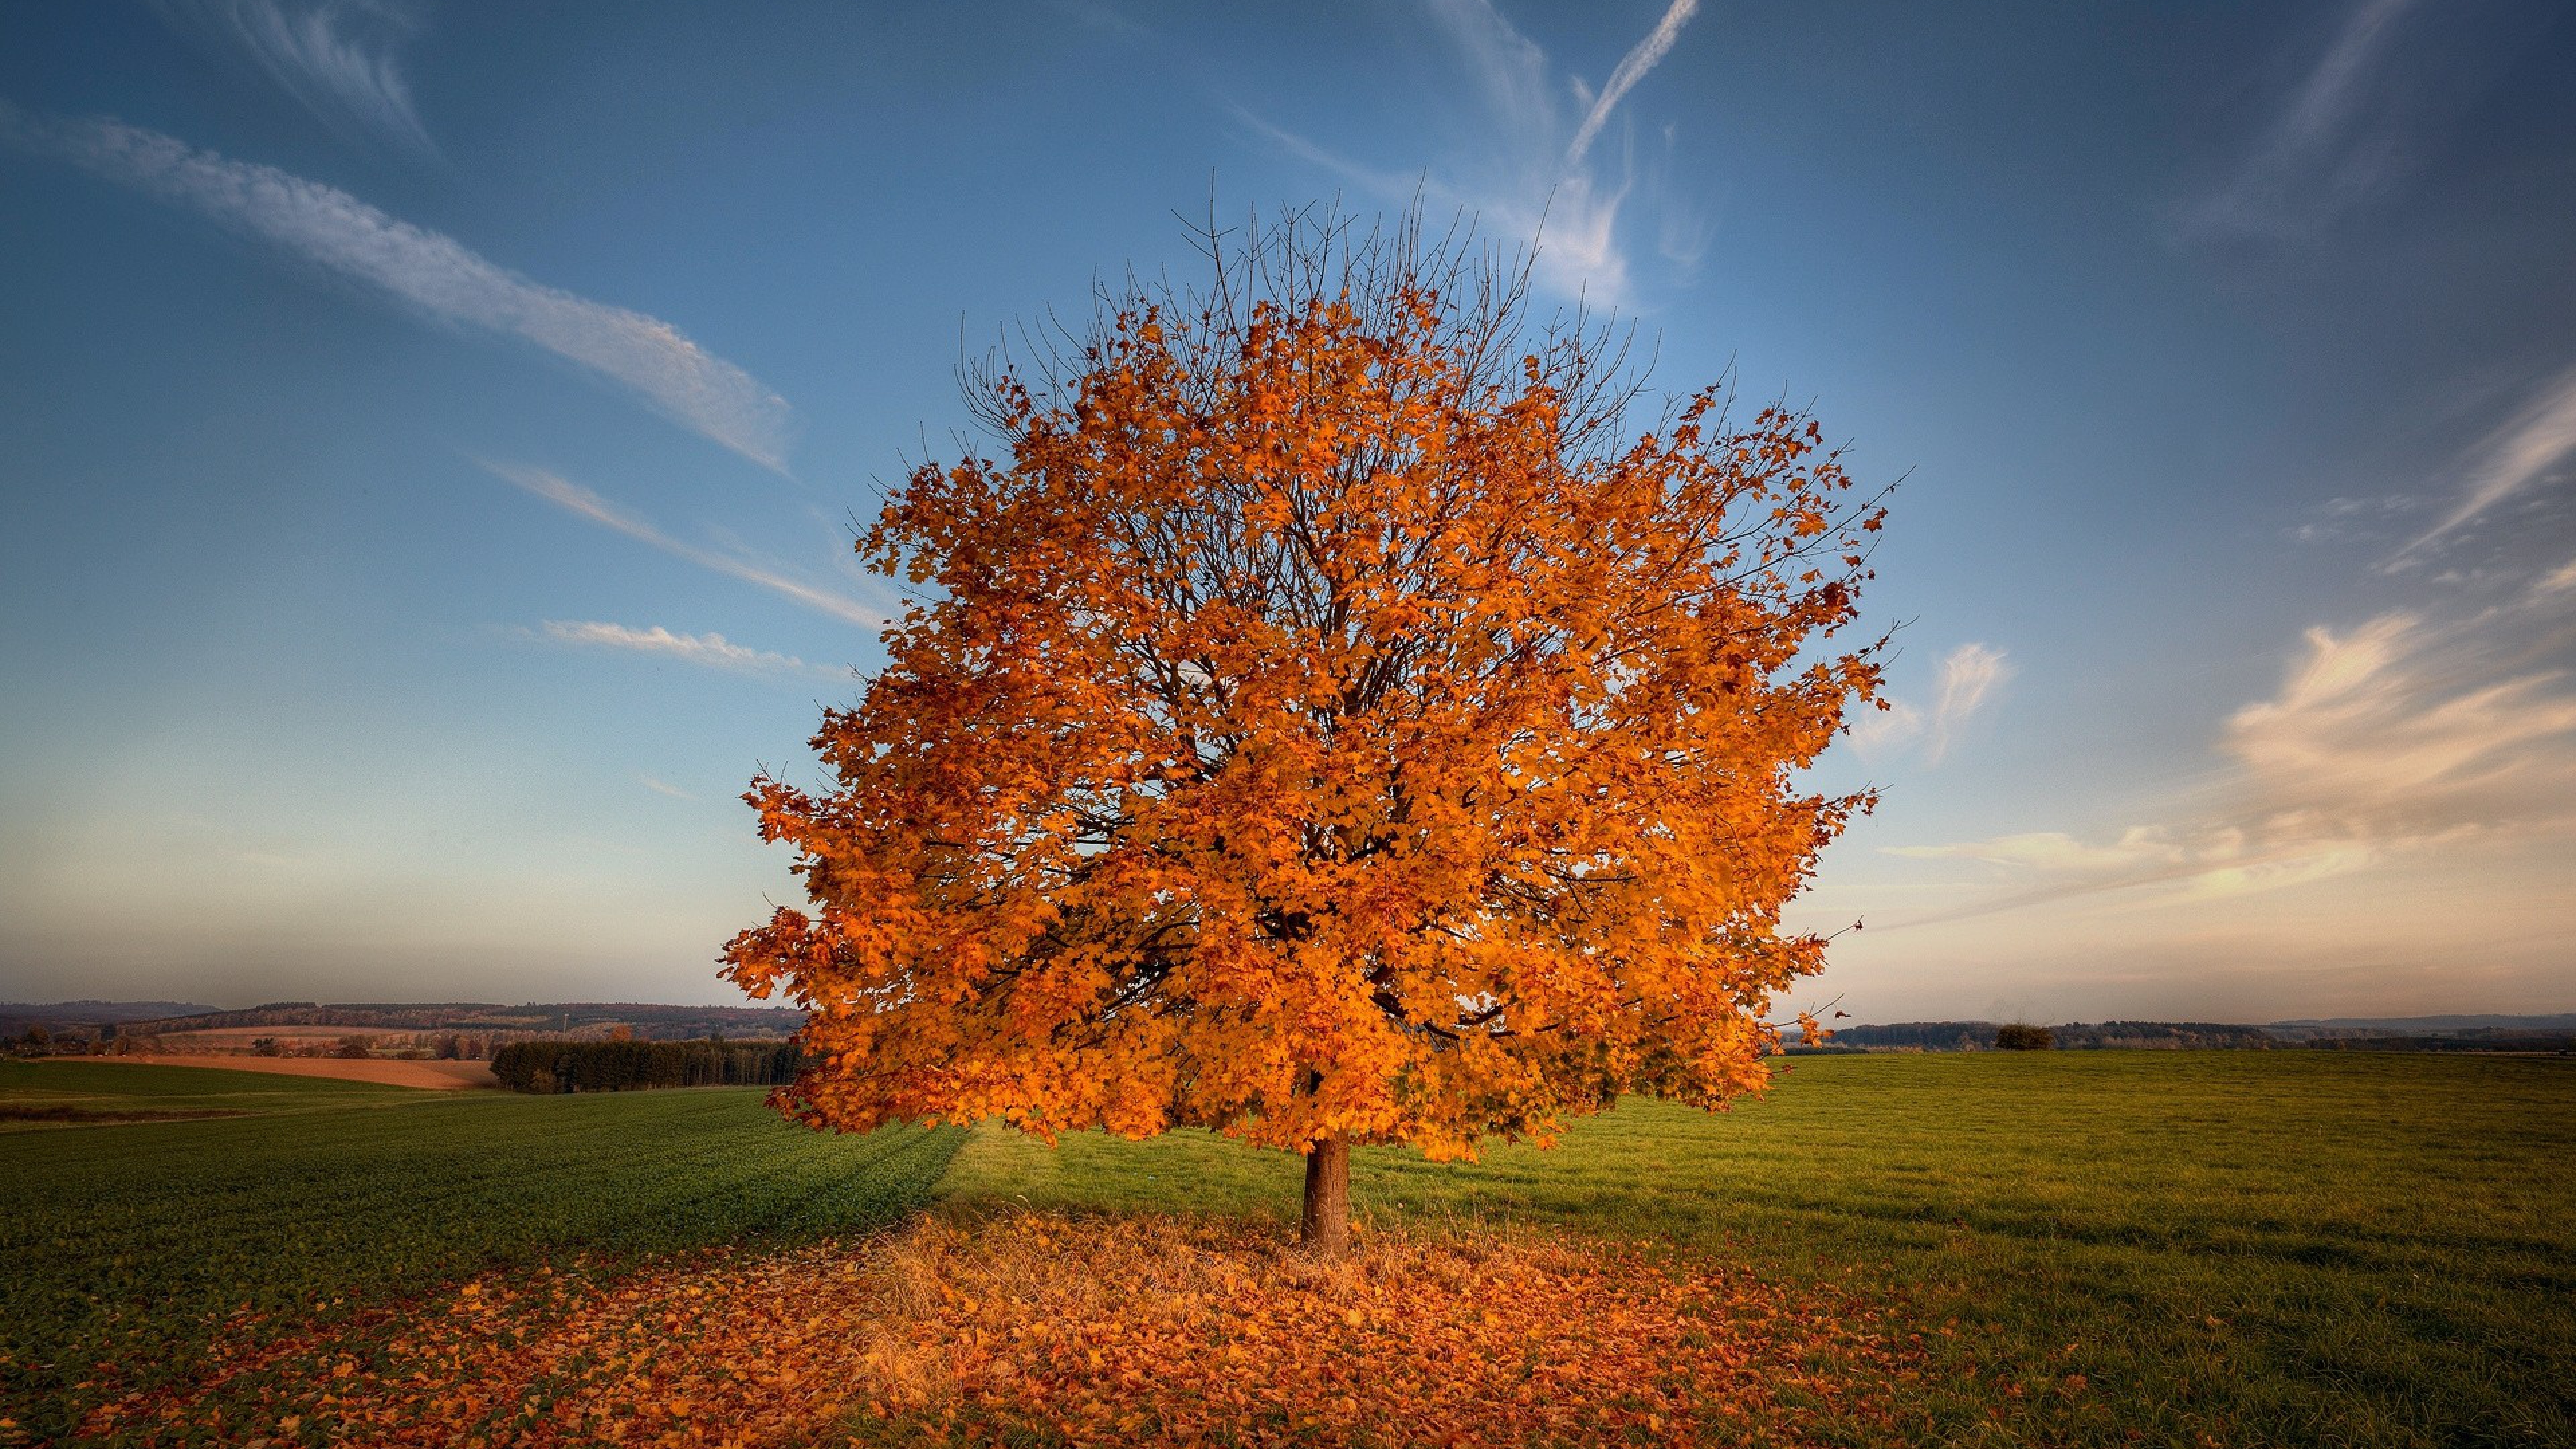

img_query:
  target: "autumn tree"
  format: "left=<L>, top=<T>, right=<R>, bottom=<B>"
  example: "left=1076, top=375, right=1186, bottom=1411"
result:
left=724, top=210, right=1888, bottom=1254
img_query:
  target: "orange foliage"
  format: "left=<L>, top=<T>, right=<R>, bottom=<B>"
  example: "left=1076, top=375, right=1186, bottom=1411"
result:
left=87, top=1212, right=1933, bottom=1447
left=725, top=211, right=1888, bottom=1179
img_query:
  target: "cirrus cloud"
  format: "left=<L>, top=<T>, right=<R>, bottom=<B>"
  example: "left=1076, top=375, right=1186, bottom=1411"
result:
left=532, top=621, right=847, bottom=682
left=483, top=461, right=890, bottom=628
left=1847, top=642, right=2014, bottom=765
left=2396, top=360, right=2576, bottom=561
left=1245, top=0, right=1705, bottom=305
left=1, top=104, right=796, bottom=471
left=154, top=0, right=443, bottom=162
left=1884, top=602, right=2576, bottom=924
left=2186, top=0, right=2423, bottom=241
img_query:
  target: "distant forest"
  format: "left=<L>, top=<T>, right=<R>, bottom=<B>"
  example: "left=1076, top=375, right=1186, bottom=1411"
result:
left=9, top=1000, right=2569, bottom=1058
left=1811, top=1020, right=2279, bottom=1051
left=491, top=1038, right=804, bottom=1093
left=2, top=999, right=795, bottom=1039
left=113, top=1000, right=806, bottom=1039
left=0, top=1000, right=808, bottom=1062
left=1800, top=1019, right=2575, bottom=1053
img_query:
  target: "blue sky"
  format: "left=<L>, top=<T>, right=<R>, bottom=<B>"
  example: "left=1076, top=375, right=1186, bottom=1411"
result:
left=3, top=1, right=2571, bottom=1020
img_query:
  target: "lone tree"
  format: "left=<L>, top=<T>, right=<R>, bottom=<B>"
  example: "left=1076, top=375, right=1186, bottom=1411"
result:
left=724, top=211, right=1889, bottom=1254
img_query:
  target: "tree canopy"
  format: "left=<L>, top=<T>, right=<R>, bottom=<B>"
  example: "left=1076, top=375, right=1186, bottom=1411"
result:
left=723, top=211, right=1889, bottom=1250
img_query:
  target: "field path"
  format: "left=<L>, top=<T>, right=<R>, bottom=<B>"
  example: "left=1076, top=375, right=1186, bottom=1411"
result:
left=76, top=1054, right=497, bottom=1089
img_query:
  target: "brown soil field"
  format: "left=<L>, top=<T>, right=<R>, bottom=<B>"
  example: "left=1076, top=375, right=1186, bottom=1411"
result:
left=87, top=1055, right=498, bottom=1090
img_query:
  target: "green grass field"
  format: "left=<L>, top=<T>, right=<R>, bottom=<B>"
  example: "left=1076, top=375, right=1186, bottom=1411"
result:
left=0, top=1062, right=963, bottom=1445
left=949, top=1051, right=2576, bottom=1446
left=0, top=1060, right=417, bottom=1130
left=3, top=1052, right=2569, bottom=1446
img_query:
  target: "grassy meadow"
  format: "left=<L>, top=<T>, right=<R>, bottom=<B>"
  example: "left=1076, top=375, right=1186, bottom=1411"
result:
left=0, top=1060, right=418, bottom=1130
left=949, top=1051, right=2576, bottom=1446
left=1, top=1052, right=2569, bottom=1446
left=0, top=1063, right=963, bottom=1446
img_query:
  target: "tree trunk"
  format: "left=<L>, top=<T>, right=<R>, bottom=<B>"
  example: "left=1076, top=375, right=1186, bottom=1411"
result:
left=1301, top=1135, right=1352, bottom=1256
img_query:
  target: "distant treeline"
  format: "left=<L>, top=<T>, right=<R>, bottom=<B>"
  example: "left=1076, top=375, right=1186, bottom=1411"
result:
left=0, top=1000, right=216, bottom=1036
left=1801, top=1019, right=2572, bottom=1053
left=117, top=1000, right=806, bottom=1042
left=491, top=1038, right=805, bottom=1093
left=2303, top=1032, right=2576, bottom=1054
left=1807, top=1020, right=2284, bottom=1051
left=2057, top=1021, right=2286, bottom=1049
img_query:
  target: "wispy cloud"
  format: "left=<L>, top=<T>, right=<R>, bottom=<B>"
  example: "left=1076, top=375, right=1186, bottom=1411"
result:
left=155, top=0, right=440, bottom=162
left=1888, top=827, right=2186, bottom=875
left=637, top=774, right=695, bottom=800
left=2187, top=0, right=2422, bottom=240
left=2228, top=613, right=2576, bottom=820
left=2398, top=361, right=2576, bottom=559
left=1564, top=0, right=1699, bottom=168
left=535, top=620, right=847, bottom=682
left=1925, top=643, right=2010, bottom=763
left=484, top=461, right=888, bottom=628
left=1, top=105, right=794, bottom=470
left=1886, top=605, right=2576, bottom=922
left=1251, top=0, right=1704, bottom=303
left=1847, top=642, right=2012, bottom=765
left=1844, top=697, right=1924, bottom=757
left=1426, top=0, right=1555, bottom=144
left=2286, top=491, right=2421, bottom=547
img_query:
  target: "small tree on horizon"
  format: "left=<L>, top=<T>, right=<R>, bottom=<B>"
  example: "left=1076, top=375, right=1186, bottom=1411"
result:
left=724, top=209, right=1891, bottom=1254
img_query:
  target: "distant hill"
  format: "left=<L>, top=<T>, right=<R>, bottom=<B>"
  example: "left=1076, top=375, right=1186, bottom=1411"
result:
left=23, top=1000, right=2569, bottom=1053
left=1, top=1000, right=221, bottom=1034
left=5, top=1000, right=804, bottom=1045
left=2267, top=1014, right=2576, bottom=1036
left=1808, top=1020, right=2280, bottom=1051
left=119, top=1001, right=806, bottom=1042
left=2263, top=1014, right=2576, bottom=1054
left=1802, top=1014, right=2575, bottom=1053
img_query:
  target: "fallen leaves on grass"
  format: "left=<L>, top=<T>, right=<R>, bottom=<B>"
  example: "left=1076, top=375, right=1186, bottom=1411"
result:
left=80, top=1211, right=1930, bottom=1447
left=855, top=1210, right=1928, bottom=1446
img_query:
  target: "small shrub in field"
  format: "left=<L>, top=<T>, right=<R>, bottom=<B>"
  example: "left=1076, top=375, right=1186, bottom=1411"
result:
left=1996, top=1023, right=2055, bottom=1051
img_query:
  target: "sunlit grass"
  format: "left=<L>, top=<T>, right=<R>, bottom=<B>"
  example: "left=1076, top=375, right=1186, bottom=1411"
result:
left=940, top=1051, right=2576, bottom=1446
left=0, top=1060, right=415, bottom=1130
left=0, top=1068, right=961, bottom=1444
left=7, top=1051, right=2568, bottom=1446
